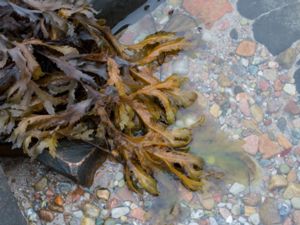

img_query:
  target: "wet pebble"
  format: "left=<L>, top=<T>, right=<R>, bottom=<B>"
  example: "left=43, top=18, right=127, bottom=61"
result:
left=96, top=188, right=110, bottom=201
left=248, top=213, right=260, bottom=225
left=269, top=175, right=288, bottom=190
left=230, top=29, right=238, bottom=40
left=58, top=182, right=73, bottom=193
left=111, top=207, right=130, bottom=219
left=277, top=117, right=287, bottom=131
left=81, top=217, right=96, bottom=225
left=248, top=65, right=259, bottom=75
left=229, top=183, right=246, bottom=195
left=279, top=164, right=291, bottom=174
left=38, top=209, right=54, bottom=222
left=283, top=84, right=296, bottom=95
left=278, top=202, right=291, bottom=218
left=34, top=177, right=47, bottom=191
left=291, top=197, right=300, bottom=209
left=83, top=203, right=100, bottom=218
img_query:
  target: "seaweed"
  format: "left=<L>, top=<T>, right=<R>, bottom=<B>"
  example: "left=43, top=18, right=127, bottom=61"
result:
left=0, top=0, right=207, bottom=195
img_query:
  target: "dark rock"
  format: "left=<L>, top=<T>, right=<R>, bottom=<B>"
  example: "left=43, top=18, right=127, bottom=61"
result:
left=0, top=140, right=108, bottom=187
left=230, top=29, right=238, bottom=40
left=38, top=140, right=108, bottom=186
left=237, top=0, right=300, bottom=55
left=297, top=59, right=300, bottom=66
left=237, top=0, right=297, bottom=20
left=276, top=117, right=287, bottom=132
left=294, top=68, right=300, bottom=94
left=234, top=86, right=244, bottom=95
left=0, top=166, right=27, bottom=225
left=92, top=0, right=146, bottom=27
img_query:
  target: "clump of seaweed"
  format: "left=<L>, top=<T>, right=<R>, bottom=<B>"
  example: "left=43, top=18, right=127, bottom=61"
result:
left=0, top=0, right=206, bottom=195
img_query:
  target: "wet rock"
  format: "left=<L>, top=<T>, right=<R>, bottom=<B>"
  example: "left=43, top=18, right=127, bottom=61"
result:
left=218, top=74, right=232, bottom=87
left=294, top=68, right=300, bottom=94
left=38, top=209, right=54, bottom=222
left=200, top=194, right=215, bottom=210
left=54, top=195, right=64, bottom=206
left=278, top=202, right=291, bottom=218
left=48, top=203, right=64, bottom=213
left=243, top=135, right=259, bottom=155
left=291, top=197, right=300, bottom=209
left=283, top=84, right=296, bottom=96
left=285, top=100, right=300, bottom=115
left=287, top=169, right=297, bottom=183
left=259, top=198, right=281, bottom=225
left=219, top=208, right=232, bottom=224
left=83, top=204, right=100, bottom=218
left=250, top=104, right=264, bottom=122
left=248, top=213, right=260, bottom=225
left=258, top=79, right=270, bottom=91
left=81, top=217, right=96, bottom=225
left=230, top=29, right=238, bottom=40
left=277, top=134, right=292, bottom=150
left=274, top=79, right=283, bottom=91
left=277, top=117, right=287, bottom=131
left=284, top=183, right=300, bottom=199
left=183, top=0, right=233, bottom=28
left=234, top=86, right=244, bottom=95
left=129, top=207, right=146, bottom=222
left=111, top=207, right=130, bottom=219
left=264, top=69, right=277, bottom=81
left=96, top=188, right=110, bottom=201
left=236, top=40, right=256, bottom=57
left=244, top=206, right=256, bottom=216
left=267, top=100, right=281, bottom=114
left=279, top=164, right=291, bottom=175
left=269, top=175, right=288, bottom=191
left=277, top=47, right=298, bottom=69
left=229, top=182, right=245, bottom=195
left=210, top=104, right=222, bottom=118
left=248, top=65, right=259, bottom=75
left=258, top=134, right=281, bottom=158
left=231, top=204, right=241, bottom=216
left=34, top=177, right=48, bottom=191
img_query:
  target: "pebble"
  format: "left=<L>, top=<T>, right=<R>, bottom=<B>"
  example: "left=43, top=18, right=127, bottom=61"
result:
left=229, top=183, right=245, bottom=195
left=219, top=208, right=232, bottom=223
left=96, top=189, right=110, bottom=201
left=54, top=195, right=64, bottom=206
left=291, top=197, right=300, bottom=209
left=38, top=209, right=54, bottom=222
left=279, top=164, right=291, bottom=175
left=258, top=134, right=281, bottom=158
left=230, top=29, right=238, bottom=40
left=244, top=206, right=256, bottom=216
left=269, top=175, right=288, bottom=190
left=250, top=104, right=264, bottom=122
left=58, top=182, right=73, bottom=193
left=248, top=213, right=260, bottom=225
left=284, top=183, right=300, bottom=199
left=34, top=177, right=47, bottom=191
left=278, top=202, right=291, bottom=217
left=115, top=172, right=124, bottom=181
left=277, top=117, right=287, bottom=131
left=264, top=69, right=277, bottom=81
left=111, top=207, right=130, bottom=219
left=81, top=217, right=96, bottom=225
left=210, top=104, right=222, bottom=118
left=248, top=65, right=259, bottom=75
left=231, top=204, right=241, bottom=216
left=236, top=40, right=256, bottom=57
left=283, top=84, right=296, bottom=95
left=243, top=135, right=259, bottom=155
left=83, top=204, right=100, bottom=218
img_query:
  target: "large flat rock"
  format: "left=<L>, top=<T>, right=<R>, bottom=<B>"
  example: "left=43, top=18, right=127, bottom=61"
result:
left=0, top=166, right=27, bottom=225
left=237, top=0, right=300, bottom=55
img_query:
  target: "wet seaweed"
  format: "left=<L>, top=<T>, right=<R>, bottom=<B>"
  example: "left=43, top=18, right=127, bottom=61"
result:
left=0, top=0, right=207, bottom=195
